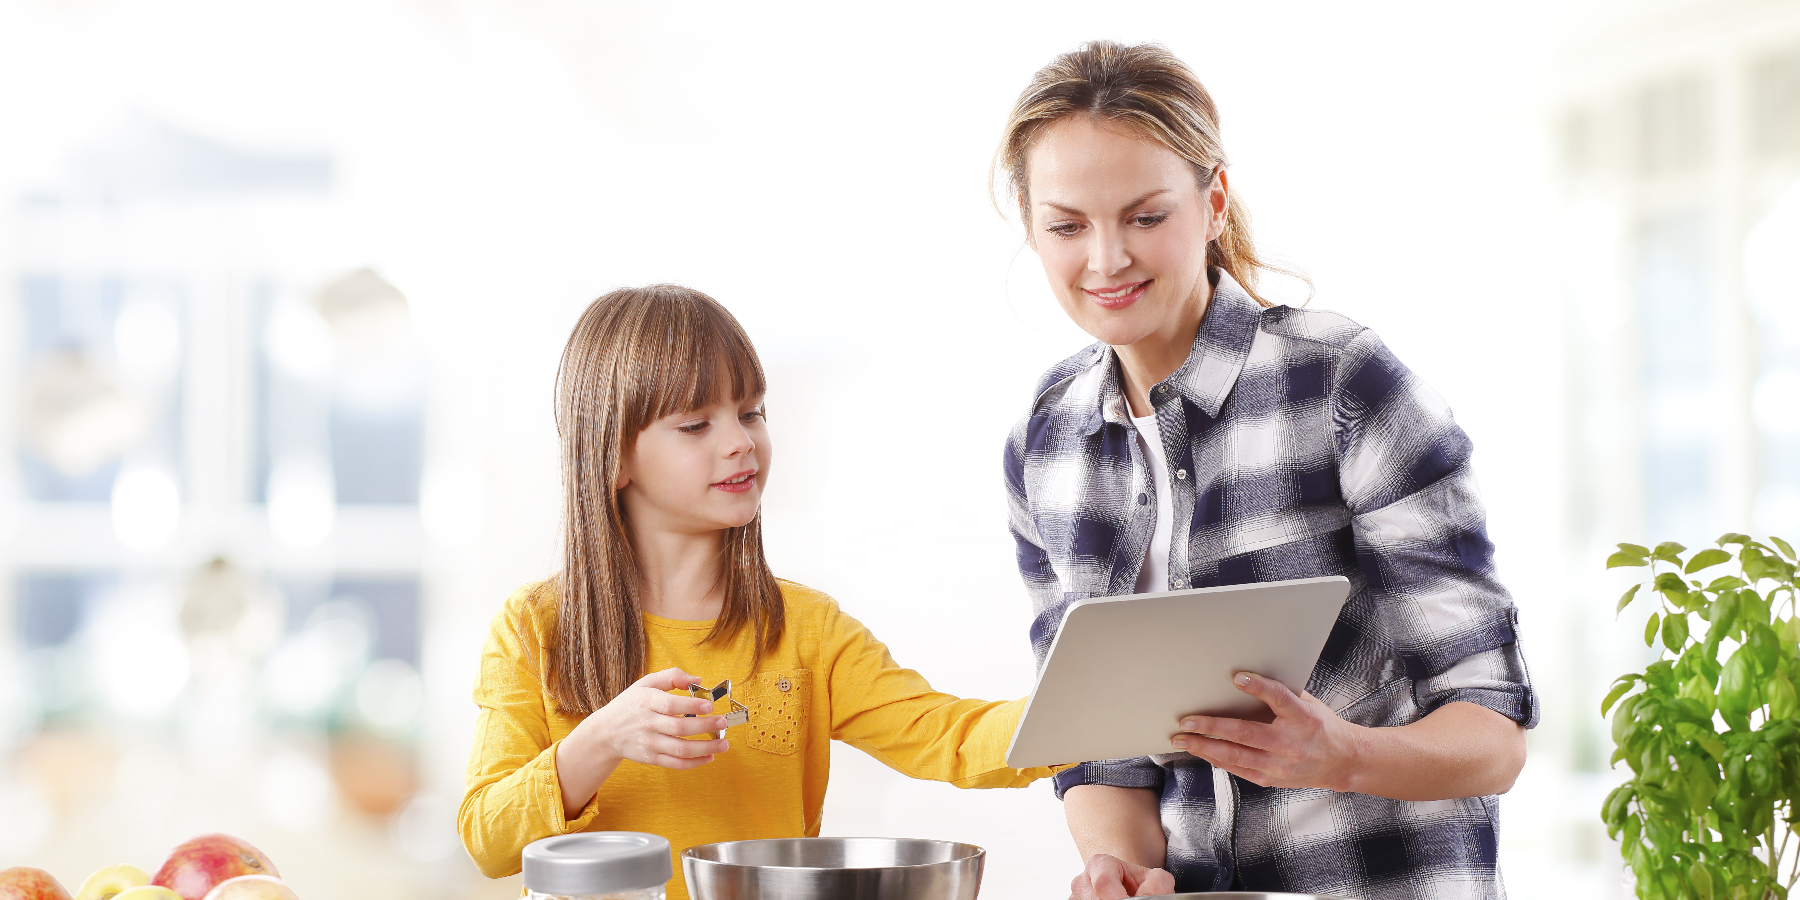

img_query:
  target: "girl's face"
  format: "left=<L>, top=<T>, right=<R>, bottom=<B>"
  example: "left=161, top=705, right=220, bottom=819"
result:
left=1024, top=114, right=1227, bottom=349
left=617, top=393, right=771, bottom=537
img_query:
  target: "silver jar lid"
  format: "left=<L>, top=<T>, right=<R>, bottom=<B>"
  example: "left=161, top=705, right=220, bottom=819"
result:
left=522, top=832, right=672, bottom=894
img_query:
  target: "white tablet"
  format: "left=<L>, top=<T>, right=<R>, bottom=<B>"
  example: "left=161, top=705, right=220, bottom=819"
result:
left=1004, top=575, right=1351, bottom=769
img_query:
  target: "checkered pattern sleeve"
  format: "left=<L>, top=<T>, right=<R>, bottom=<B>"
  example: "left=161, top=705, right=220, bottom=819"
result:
left=1332, top=328, right=1536, bottom=726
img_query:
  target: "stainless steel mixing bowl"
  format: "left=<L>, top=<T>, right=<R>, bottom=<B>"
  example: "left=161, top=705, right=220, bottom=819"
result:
left=682, top=837, right=984, bottom=900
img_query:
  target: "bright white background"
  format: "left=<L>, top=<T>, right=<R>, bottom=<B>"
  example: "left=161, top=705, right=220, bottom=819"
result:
left=1, top=0, right=1754, bottom=897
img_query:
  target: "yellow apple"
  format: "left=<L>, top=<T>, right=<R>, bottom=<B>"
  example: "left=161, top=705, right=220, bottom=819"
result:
left=197, top=878, right=296, bottom=900
left=110, top=889, right=181, bottom=900
left=75, top=866, right=151, bottom=900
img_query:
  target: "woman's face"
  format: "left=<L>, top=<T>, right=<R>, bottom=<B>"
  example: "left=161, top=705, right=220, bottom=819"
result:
left=617, top=392, right=771, bottom=537
left=1024, top=114, right=1227, bottom=349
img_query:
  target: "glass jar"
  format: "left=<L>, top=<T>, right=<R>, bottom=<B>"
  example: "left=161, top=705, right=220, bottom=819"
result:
left=522, top=832, right=671, bottom=900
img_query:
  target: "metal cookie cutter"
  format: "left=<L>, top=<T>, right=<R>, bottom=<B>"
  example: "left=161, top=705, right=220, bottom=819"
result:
left=687, top=680, right=750, bottom=737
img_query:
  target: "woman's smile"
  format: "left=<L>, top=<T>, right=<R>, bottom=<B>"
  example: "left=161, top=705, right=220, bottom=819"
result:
left=1084, top=279, right=1152, bottom=309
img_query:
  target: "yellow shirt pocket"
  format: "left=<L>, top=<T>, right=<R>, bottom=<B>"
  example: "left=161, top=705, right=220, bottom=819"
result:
left=738, top=668, right=809, bottom=755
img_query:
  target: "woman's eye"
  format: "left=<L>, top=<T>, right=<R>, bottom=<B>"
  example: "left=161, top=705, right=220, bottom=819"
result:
left=1045, top=222, right=1081, bottom=237
left=1132, top=213, right=1168, bottom=228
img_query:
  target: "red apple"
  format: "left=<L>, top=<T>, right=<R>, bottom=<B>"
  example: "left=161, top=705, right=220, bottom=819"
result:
left=0, top=867, right=73, bottom=900
left=151, top=834, right=279, bottom=900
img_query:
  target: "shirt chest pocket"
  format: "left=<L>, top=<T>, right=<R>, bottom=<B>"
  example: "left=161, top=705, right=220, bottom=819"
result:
left=737, top=668, right=809, bottom=755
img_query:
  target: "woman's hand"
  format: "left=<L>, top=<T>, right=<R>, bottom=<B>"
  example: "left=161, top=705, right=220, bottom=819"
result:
left=1172, top=673, right=1529, bottom=799
left=555, top=667, right=731, bottom=818
left=1069, top=853, right=1175, bottom=900
left=1170, top=671, right=1362, bottom=791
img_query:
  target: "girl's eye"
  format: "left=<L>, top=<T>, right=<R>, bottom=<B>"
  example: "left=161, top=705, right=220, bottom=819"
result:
left=741, top=408, right=765, bottom=422
left=1132, top=213, right=1169, bottom=228
left=678, top=420, right=708, bottom=435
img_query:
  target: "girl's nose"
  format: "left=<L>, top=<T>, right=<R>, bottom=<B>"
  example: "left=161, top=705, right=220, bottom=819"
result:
left=721, top=422, right=755, bottom=457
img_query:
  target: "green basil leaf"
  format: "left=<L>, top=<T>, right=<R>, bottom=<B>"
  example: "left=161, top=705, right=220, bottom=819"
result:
left=1690, top=859, right=1714, bottom=900
left=1696, top=733, right=1725, bottom=762
left=1719, top=651, right=1754, bottom=728
left=1749, top=748, right=1776, bottom=796
left=1706, top=576, right=1748, bottom=592
left=1679, top=672, right=1714, bottom=708
left=1616, top=583, right=1641, bottom=614
left=1771, top=535, right=1796, bottom=561
left=1685, top=548, right=1732, bottom=573
left=1768, top=672, right=1797, bottom=721
left=1654, top=541, right=1688, bottom=562
left=1710, top=592, right=1739, bottom=639
left=1743, top=549, right=1769, bottom=582
left=1663, top=612, right=1689, bottom=651
left=1603, top=680, right=1638, bottom=715
left=1647, top=611, right=1662, bottom=649
left=1719, top=533, right=1751, bottom=546
left=1608, top=550, right=1650, bottom=569
left=1747, top=624, right=1779, bottom=672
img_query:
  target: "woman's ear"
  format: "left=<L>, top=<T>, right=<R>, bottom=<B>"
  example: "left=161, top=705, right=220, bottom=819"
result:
left=1207, top=168, right=1231, bottom=242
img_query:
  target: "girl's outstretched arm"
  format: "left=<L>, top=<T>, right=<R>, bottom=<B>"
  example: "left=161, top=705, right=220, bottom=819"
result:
left=813, top=597, right=1058, bottom=788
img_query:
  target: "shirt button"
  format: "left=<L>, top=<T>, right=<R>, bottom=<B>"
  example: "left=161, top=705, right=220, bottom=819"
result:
left=776, top=678, right=792, bottom=692
left=1137, top=493, right=1148, bottom=506
left=1173, top=577, right=1186, bottom=588
left=1176, top=469, right=1188, bottom=480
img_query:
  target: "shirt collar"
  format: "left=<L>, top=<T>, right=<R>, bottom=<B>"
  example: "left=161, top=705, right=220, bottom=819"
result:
left=1082, top=269, right=1262, bottom=435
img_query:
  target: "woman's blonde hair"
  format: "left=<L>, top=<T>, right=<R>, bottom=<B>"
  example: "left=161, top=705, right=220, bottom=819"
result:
left=536, top=283, right=784, bottom=715
left=992, top=40, right=1306, bottom=306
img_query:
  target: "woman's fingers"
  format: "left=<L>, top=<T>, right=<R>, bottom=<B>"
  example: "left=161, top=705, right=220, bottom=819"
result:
left=1177, top=732, right=1277, bottom=770
left=1175, top=713, right=1269, bottom=749
left=1232, top=671, right=1303, bottom=714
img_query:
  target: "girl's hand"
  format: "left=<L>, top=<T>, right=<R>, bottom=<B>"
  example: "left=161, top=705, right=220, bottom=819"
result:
left=1169, top=671, right=1363, bottom=791
left=556, top=667, right=728, bottom=819
left=581, top=667, right=733, bottom=769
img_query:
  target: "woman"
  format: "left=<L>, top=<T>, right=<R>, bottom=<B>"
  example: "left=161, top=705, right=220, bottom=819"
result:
left=994, top=42, right=1537, bottom=900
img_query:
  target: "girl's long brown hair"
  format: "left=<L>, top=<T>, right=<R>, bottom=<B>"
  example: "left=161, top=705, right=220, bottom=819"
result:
left=537, top=283, right=785, bottom=716
left=992, top=40, right=1310, bottom=306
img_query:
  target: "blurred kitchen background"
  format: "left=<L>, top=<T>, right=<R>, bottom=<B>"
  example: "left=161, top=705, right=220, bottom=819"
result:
left=0, top=0, right=1795, bottom=897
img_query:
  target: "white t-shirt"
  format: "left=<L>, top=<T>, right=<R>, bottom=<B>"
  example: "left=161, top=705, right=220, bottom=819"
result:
left=1131, top=410, right=1175, bottom=594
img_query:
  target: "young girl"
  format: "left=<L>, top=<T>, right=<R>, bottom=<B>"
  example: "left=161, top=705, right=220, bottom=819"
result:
left=457, top=284, right=1056, bottom=900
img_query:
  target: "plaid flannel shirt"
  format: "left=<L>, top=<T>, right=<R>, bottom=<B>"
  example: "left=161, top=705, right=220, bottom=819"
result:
left=1003, top=271, right=1537, bottom=899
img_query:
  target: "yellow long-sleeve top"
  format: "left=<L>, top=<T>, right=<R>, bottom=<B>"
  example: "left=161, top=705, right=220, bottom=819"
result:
left=460, top=578, right=1055, bottom=900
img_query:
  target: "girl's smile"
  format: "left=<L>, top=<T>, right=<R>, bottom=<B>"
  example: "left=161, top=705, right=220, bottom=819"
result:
left=712, top=469, right=757, bottom=493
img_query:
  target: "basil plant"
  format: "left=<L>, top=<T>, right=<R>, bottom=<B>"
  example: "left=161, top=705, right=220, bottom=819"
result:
left=1603, top=535, right=1800, bottom=900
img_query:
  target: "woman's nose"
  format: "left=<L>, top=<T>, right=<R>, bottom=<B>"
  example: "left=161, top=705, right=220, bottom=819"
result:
left=1086, top=230, right=1130, bottom=276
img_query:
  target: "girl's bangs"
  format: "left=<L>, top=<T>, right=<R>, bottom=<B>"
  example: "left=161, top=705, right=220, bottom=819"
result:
left=632, top=300, right=766, bottom=427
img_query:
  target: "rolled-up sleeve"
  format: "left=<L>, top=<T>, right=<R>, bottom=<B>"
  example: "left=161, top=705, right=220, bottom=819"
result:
left=1051, top=756, right=1168, bottom=800
left=1334, top=330, right=1537, bottom=727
